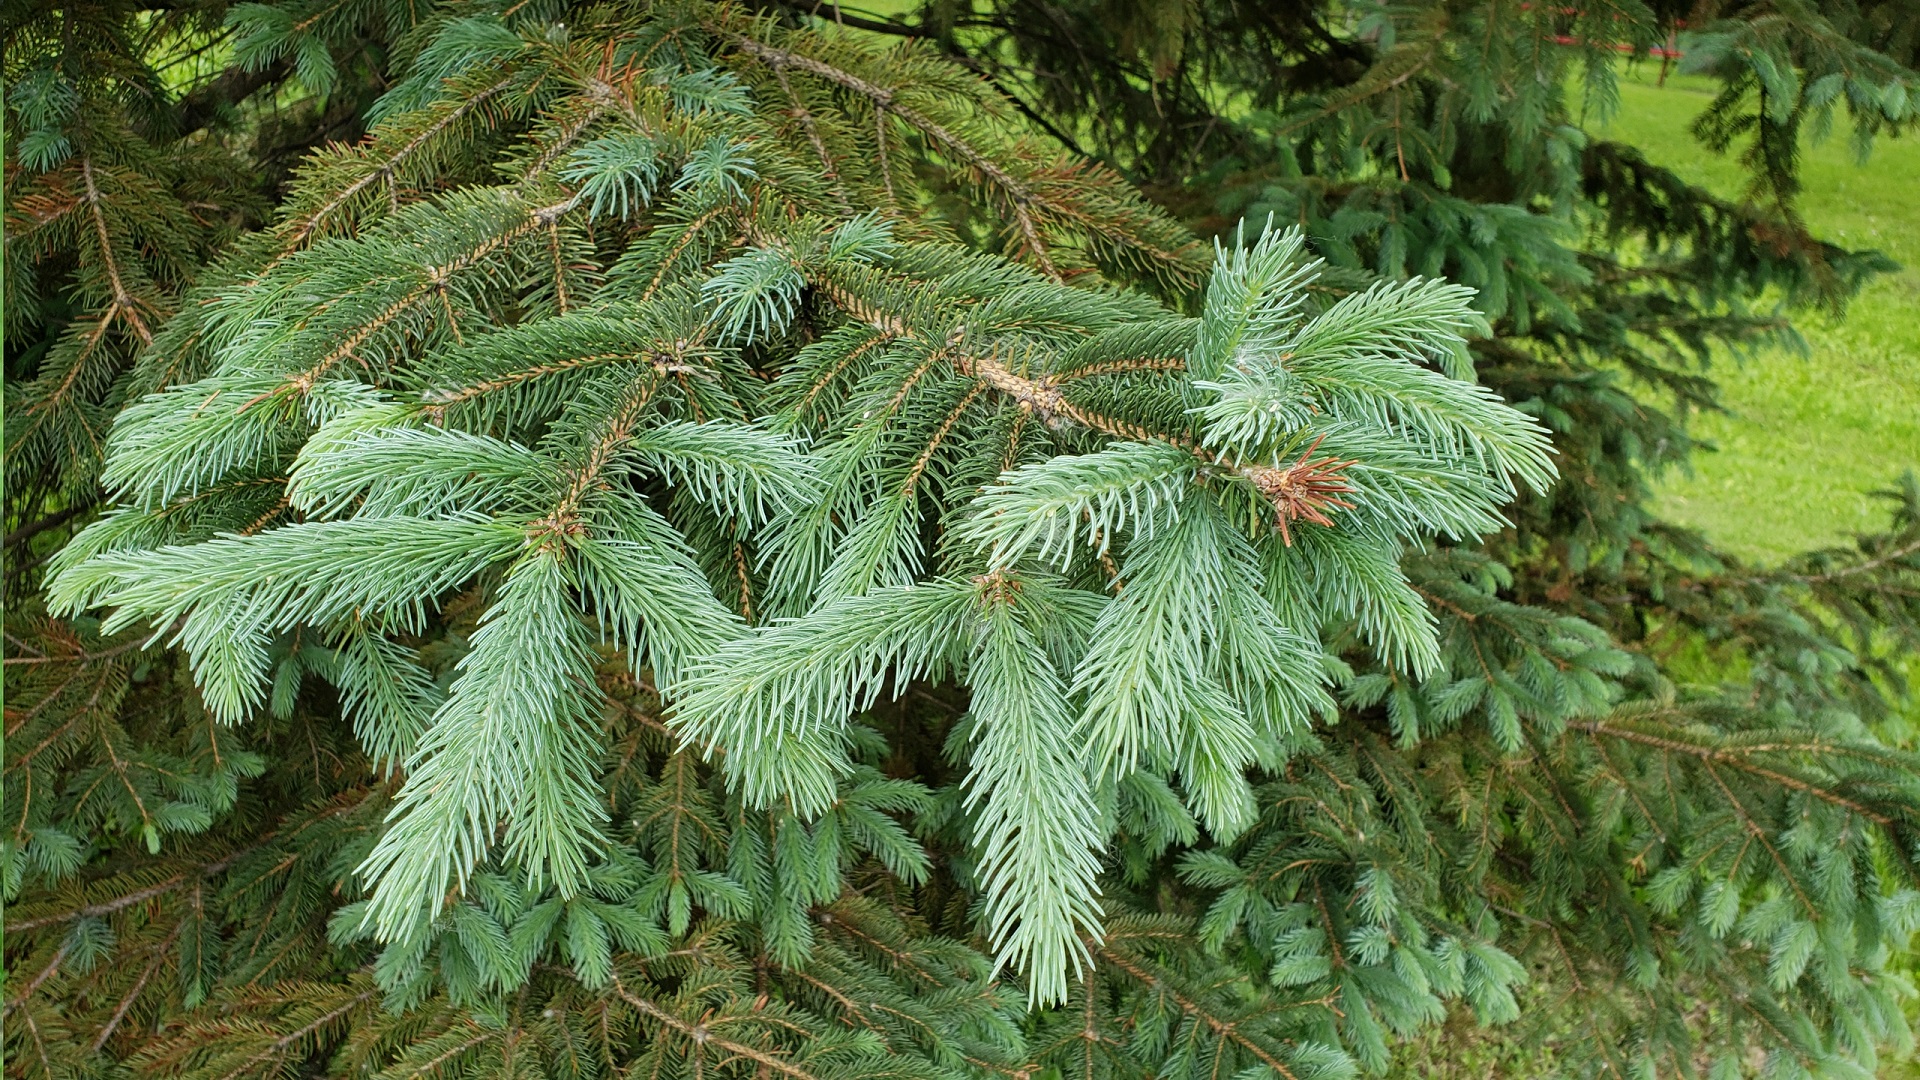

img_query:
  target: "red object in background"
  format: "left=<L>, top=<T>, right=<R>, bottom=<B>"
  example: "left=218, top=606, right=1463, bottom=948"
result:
left=1516, top=2, right=1687, bottom=56
left=1553, top=35, right=1683, bottom=58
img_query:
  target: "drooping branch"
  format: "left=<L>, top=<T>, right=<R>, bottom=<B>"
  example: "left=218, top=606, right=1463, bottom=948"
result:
left=610, top=979, right=832, bottom=1080
left=287, top=194, right=582, bottom=390
left=729, top=35, right=1062, bottom=278
left=277, top=74, right=521, bottom=252
left=1567, top=719, right=1899, bottom=827
left=207, top=988, right=380, bottom=1080
left=1093, top=945, right=1301, bottom=1080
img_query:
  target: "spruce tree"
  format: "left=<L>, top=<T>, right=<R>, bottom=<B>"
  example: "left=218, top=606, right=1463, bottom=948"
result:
left=8, top=3, right=1920, bottom=1080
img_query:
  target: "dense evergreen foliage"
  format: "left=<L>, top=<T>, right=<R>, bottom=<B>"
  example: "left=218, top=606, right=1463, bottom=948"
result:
left=7, top=2, right=1920, bottom=1078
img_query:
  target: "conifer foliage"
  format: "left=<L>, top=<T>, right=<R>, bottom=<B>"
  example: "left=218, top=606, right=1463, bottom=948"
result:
left=8, top=3, right=1920, bottom=1080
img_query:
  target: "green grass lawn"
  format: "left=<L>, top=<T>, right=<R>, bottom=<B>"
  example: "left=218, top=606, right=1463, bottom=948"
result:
left=1595, top=64, right=1920, bottom=564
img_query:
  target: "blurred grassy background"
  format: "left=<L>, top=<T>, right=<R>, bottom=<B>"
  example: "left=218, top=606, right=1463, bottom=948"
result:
left=1597, top=63, right=1920, bottom=565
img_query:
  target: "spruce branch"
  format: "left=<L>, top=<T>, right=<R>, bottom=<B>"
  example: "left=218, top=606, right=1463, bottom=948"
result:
left=728, top=35, right=1062, bottom=278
